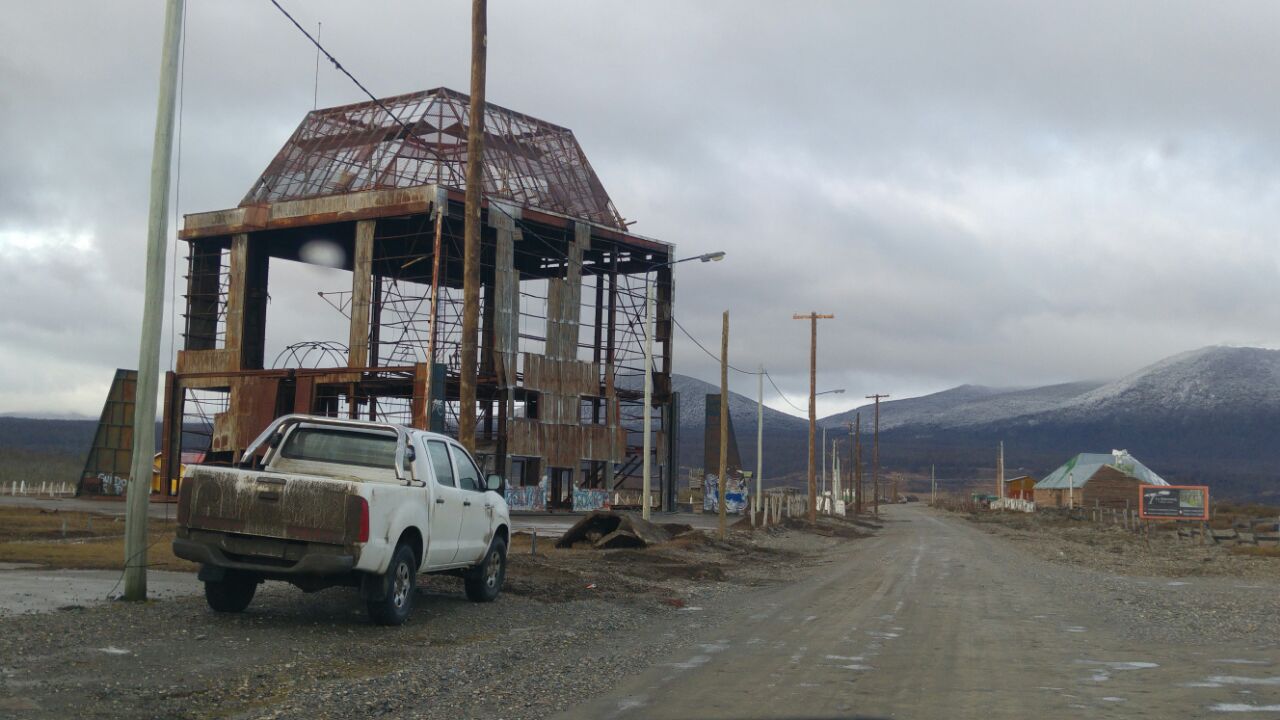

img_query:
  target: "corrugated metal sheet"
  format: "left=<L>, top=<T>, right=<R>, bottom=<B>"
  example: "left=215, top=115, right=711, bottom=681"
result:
left=1035, top=451, right=1168, bottom=489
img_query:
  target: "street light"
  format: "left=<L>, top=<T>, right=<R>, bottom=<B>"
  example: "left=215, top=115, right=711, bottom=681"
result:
left=641, top=251, right=727, bottom=520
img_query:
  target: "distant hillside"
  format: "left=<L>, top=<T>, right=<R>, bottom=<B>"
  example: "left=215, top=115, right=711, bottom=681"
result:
left=0, top=417, right=101, bottom=456
left=819, top=381, right=1104, bottom=432
left=872, top=347, right=1280, bottom=502
left=624, top=373, right=811, bottom=482
left=5, top=346, right=1280, bottom=500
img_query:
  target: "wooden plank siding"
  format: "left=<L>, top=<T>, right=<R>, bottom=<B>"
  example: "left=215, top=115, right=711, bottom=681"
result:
left=1033, top=466, right=1144, bottom=509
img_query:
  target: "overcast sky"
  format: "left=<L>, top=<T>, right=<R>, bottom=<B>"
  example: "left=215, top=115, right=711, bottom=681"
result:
left=4, top=0, right=1280, bottom=418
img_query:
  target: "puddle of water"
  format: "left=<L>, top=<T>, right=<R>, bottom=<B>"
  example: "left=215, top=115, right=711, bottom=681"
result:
left=1076, top=660, right=1159, bottom=671
left=1215, top=660, right=1271, bottom=666
left=1209, top=704, right=1280, bottom=713
left=671, top=655, right=711, bottom=670
left=97, top=647, right=130, bottom=656
left=1206, top=676, right=1280, bottom=687
left=841, top=664, right=874, bottom=671
left=826, top=655, right=864, bottom=662
left=1101, top=697, right=1125, bottom=703
left=1064, top=626, right=1087, bottom=633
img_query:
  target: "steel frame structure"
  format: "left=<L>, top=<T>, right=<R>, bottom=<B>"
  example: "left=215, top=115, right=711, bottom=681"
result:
left=160, top=88, right=674, bottom=508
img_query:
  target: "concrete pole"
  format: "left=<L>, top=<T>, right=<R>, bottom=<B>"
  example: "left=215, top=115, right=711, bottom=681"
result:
left=718, top=311, right=729, bottom=539
left=755, top=363, right=763, bottom=527
left=124, top=0, right=185, bottom=602
left=641, top=280, right=655, bottom=521
left=821, top=425, right=827, bottom=503
left=458, top=0, right=487, bottom=452
left=831, top=438, right=840, bottom=514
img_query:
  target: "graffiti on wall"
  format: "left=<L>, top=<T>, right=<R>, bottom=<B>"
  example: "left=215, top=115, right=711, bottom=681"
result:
left=573, top=488, right=611, bottom=512
left=702, top=473, right=749, bottom=514
left=505, top=485, right=547, bottom=512
left=703, top=393, right=748, bottom=514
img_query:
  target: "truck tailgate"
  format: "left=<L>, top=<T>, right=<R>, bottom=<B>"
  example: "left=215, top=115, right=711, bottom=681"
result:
left=180, top=467, right=363, bottom=546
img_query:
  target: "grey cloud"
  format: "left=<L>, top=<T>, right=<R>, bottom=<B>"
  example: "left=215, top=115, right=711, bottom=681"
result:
left=4, top=1, right=1280, bottom=417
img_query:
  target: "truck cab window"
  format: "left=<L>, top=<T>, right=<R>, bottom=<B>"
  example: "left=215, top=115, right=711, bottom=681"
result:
left=450, top=444, right=482, bottom=491
left=279, top=427, right=396, bottom=468
left=426, top=440, right=455, bottom=487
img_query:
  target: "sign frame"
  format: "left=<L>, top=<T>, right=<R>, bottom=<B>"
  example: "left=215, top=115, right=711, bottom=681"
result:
left=1138, top=484, right=1210, bottom=521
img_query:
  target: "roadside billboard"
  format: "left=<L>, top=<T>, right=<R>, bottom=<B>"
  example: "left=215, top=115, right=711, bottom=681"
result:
left=1138, top=484, right=1210, bottom=521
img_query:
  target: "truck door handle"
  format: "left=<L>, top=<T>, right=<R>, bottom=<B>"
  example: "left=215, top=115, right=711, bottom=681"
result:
left=463, top=500, right=472, bottom=507
left=435, top=498, right=445, bottom=504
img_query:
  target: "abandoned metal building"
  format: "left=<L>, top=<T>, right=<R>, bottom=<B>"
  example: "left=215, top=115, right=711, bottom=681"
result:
left=159, top=87, right=677, bottom=511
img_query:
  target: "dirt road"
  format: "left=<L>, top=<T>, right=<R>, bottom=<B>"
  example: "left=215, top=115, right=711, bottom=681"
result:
left=557, top=505, right=1280, bottom=719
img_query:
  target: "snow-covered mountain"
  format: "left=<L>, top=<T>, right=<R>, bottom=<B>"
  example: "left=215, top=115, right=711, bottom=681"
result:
left=878, top=346, right=1280, bottom=500
left=1052, top=346, right=1280, bottom=418
left=818, top=381, right=1103, bottom=432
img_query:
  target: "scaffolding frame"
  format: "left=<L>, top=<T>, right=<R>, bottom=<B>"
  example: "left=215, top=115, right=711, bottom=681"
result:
left=161, top=89, right=674, bottom=508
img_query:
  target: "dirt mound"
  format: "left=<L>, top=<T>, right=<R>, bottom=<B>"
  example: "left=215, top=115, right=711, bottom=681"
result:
left=556, top=511, right=682, bottom=549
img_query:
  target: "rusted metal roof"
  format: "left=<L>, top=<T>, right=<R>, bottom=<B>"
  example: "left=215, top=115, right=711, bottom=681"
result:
left=242, top=87, right=626, bottom=229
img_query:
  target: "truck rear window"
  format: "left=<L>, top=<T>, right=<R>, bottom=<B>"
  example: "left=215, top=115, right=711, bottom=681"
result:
left=279, top=427, right=397, bottom=469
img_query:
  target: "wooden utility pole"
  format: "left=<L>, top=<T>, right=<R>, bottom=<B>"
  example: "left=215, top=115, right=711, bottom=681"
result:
left=793, top=312, right=833, bottom=524
left=853, top=413, right=863, bottom=516
left=996, top=441, right=1004, bottom=500
left=125, top=0, right=185, bottom=602
left=458, top=0, right=487, bottom=451
left=847, top=418, right=861, bottom=515
left=718, top=311, right=729, bottom=539
left=866, top=394, right=889, bottom=510
left=931, top=464, right=936, bottom=505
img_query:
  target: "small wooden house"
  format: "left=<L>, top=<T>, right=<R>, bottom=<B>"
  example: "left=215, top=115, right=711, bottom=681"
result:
left=1033, top=450, right=1167, bottom=509
left=1003, top=475, right=1037, bottom=500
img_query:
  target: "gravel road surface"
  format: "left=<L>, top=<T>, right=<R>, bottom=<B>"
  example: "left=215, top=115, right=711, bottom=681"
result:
left=0, top=519, right=854, bottom=719
left=557, top=504, right=1280, bottom=719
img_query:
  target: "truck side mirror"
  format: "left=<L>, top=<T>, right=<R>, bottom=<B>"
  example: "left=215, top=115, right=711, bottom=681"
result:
left=485, top=474, right=503, bottom=493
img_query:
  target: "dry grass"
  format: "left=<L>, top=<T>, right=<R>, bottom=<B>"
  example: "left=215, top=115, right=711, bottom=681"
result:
left=0, top=506, right=196, bottom=572
left=1229, top=545, right=1280, bottom=558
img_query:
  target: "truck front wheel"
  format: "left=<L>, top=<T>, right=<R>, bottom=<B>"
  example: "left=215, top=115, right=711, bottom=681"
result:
left=464, top=537, right=507, bottom=603
left=367, top=543, right=417, bottom=626
left=204, top=572, right=257, bottom=613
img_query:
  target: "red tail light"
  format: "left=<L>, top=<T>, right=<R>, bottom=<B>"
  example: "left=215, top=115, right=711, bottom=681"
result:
left=357, top=497, right=370, bottom=543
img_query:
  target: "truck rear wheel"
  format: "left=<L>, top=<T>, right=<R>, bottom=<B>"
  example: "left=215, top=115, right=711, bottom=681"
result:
left=204, top=572, right=257, bottom=613
left=464, top=537, right=506, bottom=603
left=367, top=543, right=417, bottom=626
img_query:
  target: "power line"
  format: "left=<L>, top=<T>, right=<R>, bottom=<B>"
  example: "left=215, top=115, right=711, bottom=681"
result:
left=764, top=369, right=808, bottom=414
left=670, top=316, right=808, bottom=414
left=267, top=0, right=412, bottom=137
left=256, top=12, right=811, bottom=422
left=671, top=316, right=757, bottom=375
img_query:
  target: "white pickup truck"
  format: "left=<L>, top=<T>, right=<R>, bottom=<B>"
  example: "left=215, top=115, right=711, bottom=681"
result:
left=173, top=414, right=511, bottom=625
